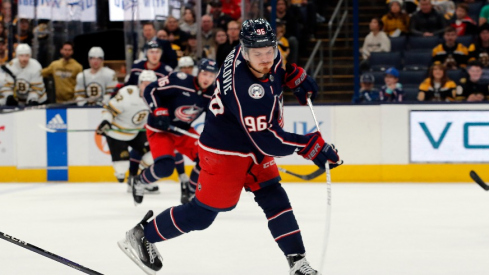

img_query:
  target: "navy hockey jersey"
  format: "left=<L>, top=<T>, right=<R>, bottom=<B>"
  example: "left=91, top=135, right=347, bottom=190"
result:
left=199, top=45, right=310, bottom=164
left=143, top=71, right=214, bottom=132
left=126, top=60, right=173, bottom=86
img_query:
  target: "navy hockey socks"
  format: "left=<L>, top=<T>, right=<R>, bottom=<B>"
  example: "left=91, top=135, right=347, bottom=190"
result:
left=253, top=183, right=306, bottom=255
left=140, top=157, right=175, bottom=184
left=129, top=150, right=141, bottom=176
left=188, top=161, right=201, bottom=193
left=144, top=199, right=218, bottom=243
left=174, top=152, right=185, bottom=175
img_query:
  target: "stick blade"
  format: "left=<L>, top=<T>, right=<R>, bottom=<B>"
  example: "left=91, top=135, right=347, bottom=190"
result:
left=470, top=170, right=489, bottom=191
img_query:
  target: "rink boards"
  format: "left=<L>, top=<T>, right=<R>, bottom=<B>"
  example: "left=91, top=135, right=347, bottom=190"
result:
left=0, top=104, right=488, bottom=182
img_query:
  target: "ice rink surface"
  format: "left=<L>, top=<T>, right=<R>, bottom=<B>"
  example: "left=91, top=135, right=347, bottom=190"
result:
left=0, top=181, right=488, bottom=275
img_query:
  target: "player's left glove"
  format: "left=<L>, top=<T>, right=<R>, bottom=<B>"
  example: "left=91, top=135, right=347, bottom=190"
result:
left=96, top=120, right=112, bottom=135
left=297, top=132, right=343, bottom=169
left=284, top=63, right=318, bottom=105
left=26, top=99, right=39, bottom=106
left=152, top=107, right=170, bottom=131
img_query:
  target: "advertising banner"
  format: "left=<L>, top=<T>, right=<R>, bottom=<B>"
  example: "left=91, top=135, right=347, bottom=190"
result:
left=109, top=0, right=175, bottom=22
left=0, top=113, right=15, bottom=166
left=18, top=0, right=97, bottom=22
left=410, top=110, right=489, bottom=162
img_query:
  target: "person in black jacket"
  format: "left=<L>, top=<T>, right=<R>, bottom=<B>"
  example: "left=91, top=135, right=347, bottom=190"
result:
left=410, top=0, right=446, bottom=37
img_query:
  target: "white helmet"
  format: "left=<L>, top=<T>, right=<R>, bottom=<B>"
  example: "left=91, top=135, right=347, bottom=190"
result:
left=16, top=44, right=31, bottom=56
left=138, top=70, right=157, bottom=85
left=88, top=47, right=104, bottom=59
left=178, top=56, right=194, bottom=68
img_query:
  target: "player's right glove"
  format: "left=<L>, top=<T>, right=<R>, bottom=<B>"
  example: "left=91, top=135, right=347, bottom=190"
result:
left=96, top=120, right=112, bottom=135
left=297, top=132, right=343, bottom=169
left=152, top=107, right=170, bottom=131
left=5, top=95, right=18, bottom=106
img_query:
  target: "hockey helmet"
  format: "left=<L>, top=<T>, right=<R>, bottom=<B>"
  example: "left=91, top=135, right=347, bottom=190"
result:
left=88, top=47, right=104, bottom=59
left=16, top=44, right=31, bottom=56
left=239, top=18, right=277, bottom=49
left=179, top=56, right=195, bottom=68
left=146, top=40, right=162, bottom=51
left=198, top=58, right=219, bottom=74
left=138, top=70, right=157, bottom=85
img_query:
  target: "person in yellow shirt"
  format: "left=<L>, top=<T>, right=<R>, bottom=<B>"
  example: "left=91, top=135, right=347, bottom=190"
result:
left=382, top=0, right=410, bottom=37
left=276, top=21, right=290, bottom=65
left=41, top=42, right=82, bottom=103
left=418, top=63, right=457, bottom=101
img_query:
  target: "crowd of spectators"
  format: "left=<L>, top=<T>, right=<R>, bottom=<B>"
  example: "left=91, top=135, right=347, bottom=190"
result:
left=0, top=0, right=323, bottom=107
left=356, top=0, right=489, bottom=103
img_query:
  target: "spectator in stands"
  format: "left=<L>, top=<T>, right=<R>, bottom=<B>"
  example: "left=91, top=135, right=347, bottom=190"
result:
left=410, top=0, right=446, bottom=37
left=361, top=17, right=391, bottom=61
left=179, top=8, right=197, bottom=35
left=455, top=61, right=489, bottom=101
left=138, top=22, right=157, bottom=59
left=352, top=73, right=381, bottom=103
left=0, top=37, right=8, bottom=65
left=164, top=15, right=189, bottom=50
left=276, top=21, right=290, bottom=65
left=247, top=1, right=261, bottom=19
left=214, top=28, right=227, bottom=51
left=382, top=0, right=410, bottom=37
left=432, top=26, right=469, bottom=69
left=16, top=18, right=33, bottom=46
left=221, top=0, right=242, bottom=21
left=0, top=1, right=14, bottom=25
left=216, top=20, right=240, bottom=66
left=184, top=34, right=206, bottom=61
left=379, top=67, right=403, bottom=102
left=468, top=23, right=489, bottom=67
left=479, top=4, right=489, bottom=26
left=418, top=63, right=457, bottom=101
left=449, top=3, right=477, bottom=37
left=176, top=56, right=198, bottom=76
left=41, top=42, right=82, bottom=103
left=201, top=15, right=217, bottom=55
left=432, top=0, right=455, bottom=21
left=157, top=28, right=181, bottom=57
left=210, top=0, right=232, bottom=31
left=274, top=0, right=300, bottom=64
left=0, top=22, right=6, bottom=40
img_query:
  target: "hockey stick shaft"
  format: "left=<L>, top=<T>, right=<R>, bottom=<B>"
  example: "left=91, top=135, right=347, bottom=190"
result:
left=470, top=170, right=489, bottom=191
left=277, top=167, right=325, bottom=181
left=0, top=98, right=88, bottom=114
left=37, top=124, right=145, bottom=133
left=169, top=125, right=200, bottom=139
left=306, top=98, right=331, bottom=272
left=0, top=231, right=103, bottom=275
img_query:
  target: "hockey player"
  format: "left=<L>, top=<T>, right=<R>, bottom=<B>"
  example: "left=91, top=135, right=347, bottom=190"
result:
left=125, top=41, right=173, bottom=86
left=118, top=19, right=342, bottom=275
left=96, top=70, right=159, bottom=193
left=0, top=44, right=46, bottom=106
left=74, top=47, right=118, bottom=106
left=129, top=58, right=218, bottom=206
left=176, top=56, right=198, bottom=76
left=124, top=40, right=188, bottom=199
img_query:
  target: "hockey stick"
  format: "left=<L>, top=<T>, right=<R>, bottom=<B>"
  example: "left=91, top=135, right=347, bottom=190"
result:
left=277, top=167, right=325, bottom=181
left=306, top=98, right=332, bottom=273
left=0, top=231, right=103, bottom=275
left=169, top=125, right=200, bottom=139
left=37, top=124, right=146, bottom=133
left=470, top=170, right=489, bottom=191
left=0, top=99, right=87, bottom=114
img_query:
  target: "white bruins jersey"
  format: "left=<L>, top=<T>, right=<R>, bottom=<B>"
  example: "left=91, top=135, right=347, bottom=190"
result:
left=75, top=67, right=117, bottom=105
left=0, top=58, right=46, bottom=104
left=102, top=85, right=150, bottom=141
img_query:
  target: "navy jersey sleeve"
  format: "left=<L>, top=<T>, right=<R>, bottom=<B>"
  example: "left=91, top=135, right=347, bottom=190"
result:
left=143, top=75, right=177, bottom=112
left=126, top=70, right=138, bottom=86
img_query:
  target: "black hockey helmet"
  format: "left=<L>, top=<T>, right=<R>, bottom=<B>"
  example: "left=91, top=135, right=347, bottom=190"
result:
left=239, top=18, right=277, bottom=49
left=146, top=40, right=161, bottom=51
left=198, top=58, right=219, bottom=74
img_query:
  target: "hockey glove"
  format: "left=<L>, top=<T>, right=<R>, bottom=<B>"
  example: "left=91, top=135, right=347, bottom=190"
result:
left=284, top=63, right=318, bottom=105
left=298, top=132, right=343, bottom=169
left=5, top=95, right=18, bottom=106
left=96, top=120, right=112, bottom=135
left=152, top=107, right=170, bottom=131
left=26, top=99, right=39, bottom=106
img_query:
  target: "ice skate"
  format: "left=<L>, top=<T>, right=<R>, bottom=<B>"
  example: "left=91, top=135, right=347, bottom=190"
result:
left=126, top=175, right=134, bottom=193
left=132, top=175, right=145, bottom=205
left=118, top=210, right=163, bottom=275
left=144, top=183, right=160, bottom=194
left=287, top=254, right=321, bottom=275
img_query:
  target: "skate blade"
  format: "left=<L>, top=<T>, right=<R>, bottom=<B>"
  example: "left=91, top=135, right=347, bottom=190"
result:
left=118, top=239, right=156, bottom=275
left=144, top=190, right=160, bottom=195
